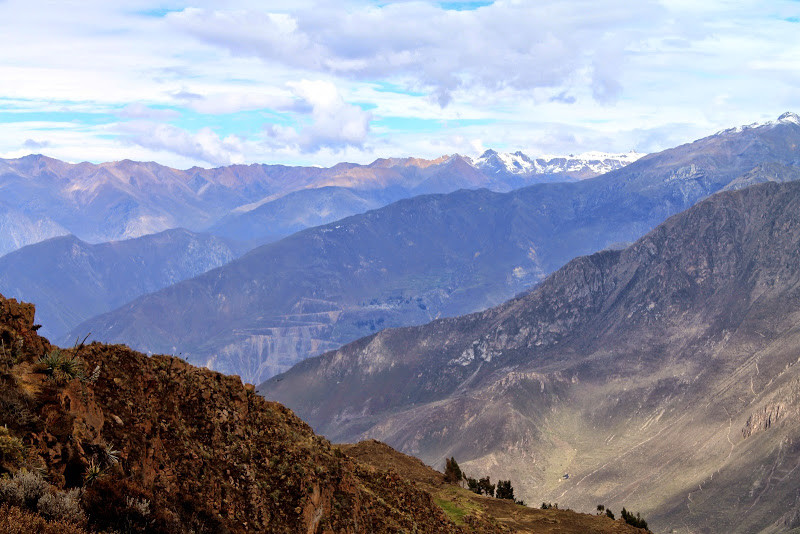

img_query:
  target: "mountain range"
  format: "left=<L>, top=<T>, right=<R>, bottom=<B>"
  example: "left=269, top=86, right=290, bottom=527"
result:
left=66, top=113, right=800, bottom=383
left=0, top=150, right=635, bottom=257
left=262, top=178, right=800, bottom=533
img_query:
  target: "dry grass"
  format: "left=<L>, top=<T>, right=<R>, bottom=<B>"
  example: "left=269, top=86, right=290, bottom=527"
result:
left=0, top=504, right=88, bottom=534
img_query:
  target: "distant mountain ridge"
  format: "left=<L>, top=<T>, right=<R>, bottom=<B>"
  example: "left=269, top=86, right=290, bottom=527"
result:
left=69, top=114, right=800, bottom=384
left=262, top=179, right=800, bottom=534
left=0, top=230, right=246, bottom=340
left=0, top=149, right=638, bottom=256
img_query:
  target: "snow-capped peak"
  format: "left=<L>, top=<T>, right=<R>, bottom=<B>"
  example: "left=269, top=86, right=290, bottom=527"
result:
left=778, top=111, right=800, bottom=125
left=469, top=149, right=645, bottom=178
left=716, top=112, right=800, bottom=135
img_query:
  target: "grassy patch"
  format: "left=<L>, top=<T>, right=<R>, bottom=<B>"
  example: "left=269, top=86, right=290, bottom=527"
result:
left=434, top=497, right=468, bottom=525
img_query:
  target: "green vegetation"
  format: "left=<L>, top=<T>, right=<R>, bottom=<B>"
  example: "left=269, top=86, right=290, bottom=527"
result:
left=0, top=426, right=24, bottom=468
left=433, top=497, right=468, bottom=525
left=620, top=507, right=649, bottom=530
left=36, top=350, right=86, bottom=383
left=444, top=457, right=463, bottom=484
left=495, top=479, right=514, bottom=500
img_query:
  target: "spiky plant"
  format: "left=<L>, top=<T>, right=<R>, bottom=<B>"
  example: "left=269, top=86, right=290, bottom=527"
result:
left=83, top=460, right=104, bottom=486
left=103, top=444, right=120, bottom=466
left=36, top=350, right=85, bottom=383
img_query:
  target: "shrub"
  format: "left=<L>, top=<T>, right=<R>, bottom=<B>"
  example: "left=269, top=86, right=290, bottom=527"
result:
left=82, top=476, right=160, bottom=534
left=0, top=426, right=24, bottom=467
left=0, top=503, right=88, bottom=534
left=606, top=509, right=615, bottom=519
left=37, top=488, right=87, bottom=526
left=0, top=470, right=48, bottom=508
left=495, top=479, right=514, bottom=500
left=477, top=476, right=495, bottom=497
left=82, top=461, right=104, bottom=486
left=620, top=507, right=648, bottom=530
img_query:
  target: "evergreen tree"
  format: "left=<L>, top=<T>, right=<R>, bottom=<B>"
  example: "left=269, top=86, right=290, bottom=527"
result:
left=495, top=480, right=514, bottom=500
left=620, top=507, right=648, bottom=530
left=477, top=476, right=495, bottom=497
left=444, top=457, right=463, bottom=484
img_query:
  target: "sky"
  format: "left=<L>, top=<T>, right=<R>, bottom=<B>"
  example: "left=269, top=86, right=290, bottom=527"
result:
left=1, top=0, right=799, bottom=168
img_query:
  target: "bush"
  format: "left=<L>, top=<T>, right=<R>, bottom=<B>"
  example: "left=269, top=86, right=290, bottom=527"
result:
left=620, top=507, right=648, bottom=530
left=0, top=503, right=88, bottom=534
left=477, top=476, right=495, bottom=497
left=0, top=426, right=24, bottom=468
left=82, top=476, right=161, bottom=534
left=495, top=479, right=514, bottom=500
left=0, top=470, right=48, bottom=508
left=37, top=488, right=86, bottom=526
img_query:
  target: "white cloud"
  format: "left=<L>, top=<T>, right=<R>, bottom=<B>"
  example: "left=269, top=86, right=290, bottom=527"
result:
left=117, top=121, right=245, bottom=166
left=167, top=2, right=666, bottom=107
left=0, top=0, right=799, bottom=167
left=264, top=80, right=372, bottom=152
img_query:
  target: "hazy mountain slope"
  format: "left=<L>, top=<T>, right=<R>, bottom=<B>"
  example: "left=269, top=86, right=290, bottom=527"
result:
left=0, top=230, right=245, bottom=340
left=208, top=186, right=390, bottom=245
left=69, top=115, right=800, bottom=384
left=0, top=200, right=69, bottom=257
left=262, top=180, right=800, bottom=533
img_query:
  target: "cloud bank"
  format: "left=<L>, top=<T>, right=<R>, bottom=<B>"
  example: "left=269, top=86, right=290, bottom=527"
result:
left=0, top=0, right=797, bottom=167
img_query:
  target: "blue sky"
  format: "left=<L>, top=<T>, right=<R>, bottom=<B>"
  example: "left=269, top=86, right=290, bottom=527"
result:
left=1, top=0, right=799, bottom=167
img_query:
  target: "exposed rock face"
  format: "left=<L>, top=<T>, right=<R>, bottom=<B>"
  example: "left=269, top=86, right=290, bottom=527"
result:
left=68, top=116, right=800, bottom=383
left=263, top=180, right=800, bottom=533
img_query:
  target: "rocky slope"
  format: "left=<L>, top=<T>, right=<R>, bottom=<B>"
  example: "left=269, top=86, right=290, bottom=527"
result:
left=262, top=179, right=800, bottom=533
left=71, top=113, right=800, bottom=383
left=0, top=230, right=247, bottom=340
left=0, top=293, right=644, bottom=533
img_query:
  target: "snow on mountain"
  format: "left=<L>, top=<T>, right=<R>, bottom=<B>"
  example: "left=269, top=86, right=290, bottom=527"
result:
left=469, top=149, right=644, bottom=179
left=715, top=111, right=800, bottom=136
